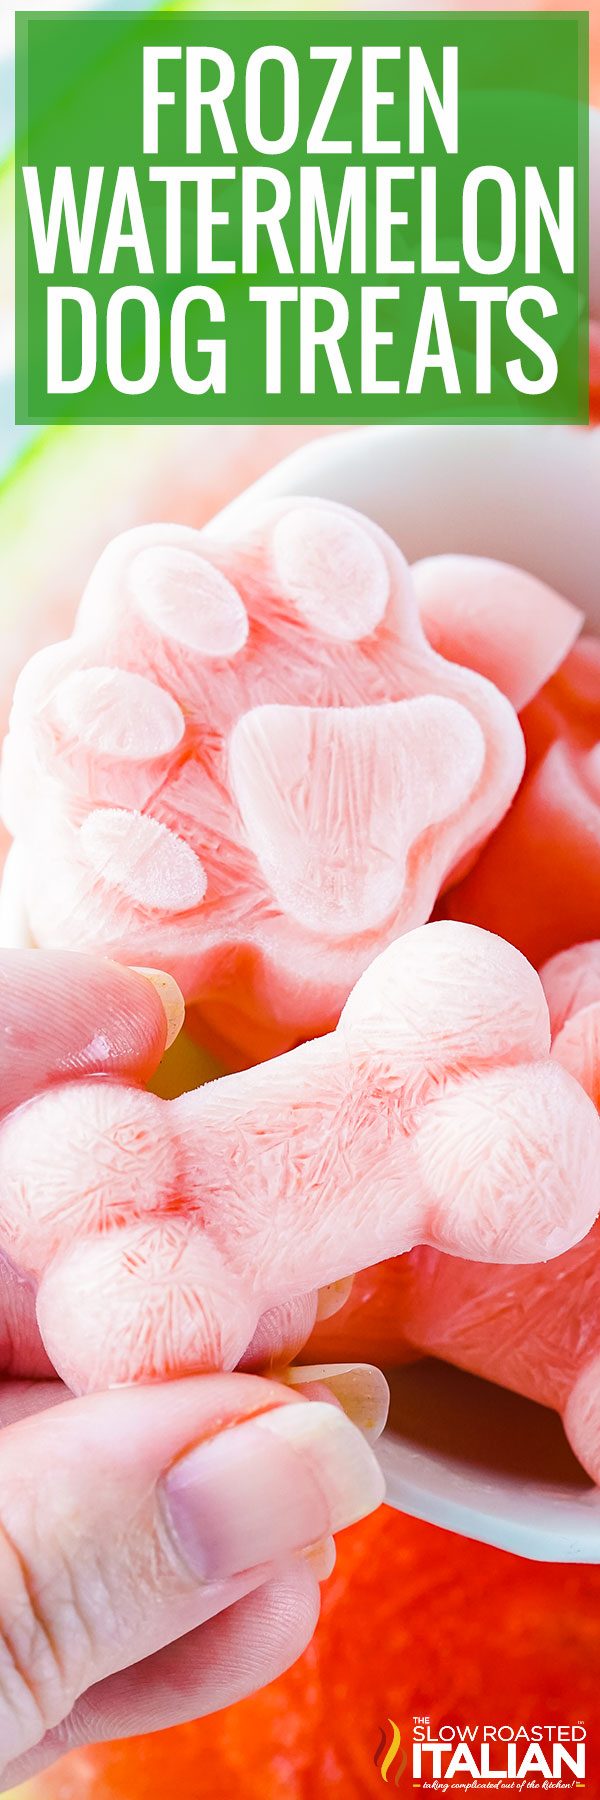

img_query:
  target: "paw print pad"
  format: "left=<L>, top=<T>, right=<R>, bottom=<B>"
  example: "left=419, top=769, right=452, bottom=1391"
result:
left=1, top=499, right=525, bottom=1059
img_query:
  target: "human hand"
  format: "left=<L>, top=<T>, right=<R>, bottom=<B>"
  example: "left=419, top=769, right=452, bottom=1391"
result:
left=0, top=949, right=385, bottom=1790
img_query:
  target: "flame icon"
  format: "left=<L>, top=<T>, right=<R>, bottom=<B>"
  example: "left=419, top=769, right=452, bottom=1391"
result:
left=374, top=1719, right=408, bottom=1785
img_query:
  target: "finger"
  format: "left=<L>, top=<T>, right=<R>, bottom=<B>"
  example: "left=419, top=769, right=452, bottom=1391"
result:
left=0, top=1372, right=383, bottom=1775
left=1, top=1563, right=321, bottom=1789
left=0, top=1378, right=65, bottom=1428
left=0, top=949, right=183, bottom=1113
left=283, top=1362, right=390, bottom=1445
left=0, top=1354, right=388, bottom=1460
left=0, top=947, right=183, bottom=1377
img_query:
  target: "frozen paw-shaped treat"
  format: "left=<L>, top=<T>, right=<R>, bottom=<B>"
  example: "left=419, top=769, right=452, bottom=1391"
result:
left=0, top=921, right=597, bottom=1396
left=0, top=499, right=524, bottom=1062
left=446, top=636, right=600, bottom=964
left=315, top=939, right=600, bottom=1486
left=414, top=554, right=582, bottom=713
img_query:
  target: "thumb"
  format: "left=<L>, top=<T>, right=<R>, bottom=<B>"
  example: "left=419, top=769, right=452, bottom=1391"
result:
left=0, top=1372, right=383, bottom=1775
left=0, top=948, right=183, bottom=1112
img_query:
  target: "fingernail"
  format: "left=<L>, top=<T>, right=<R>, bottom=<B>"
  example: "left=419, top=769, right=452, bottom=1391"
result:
left=302, top=1535, right=337, bottom=1581
left=133, top=967, right=185, bottom=1049
left=285, top=1363, right=390, bottom=1443
left=161, top=1400, right=385, bottom=1582
left=315, top=1277, right=354, bottom=1321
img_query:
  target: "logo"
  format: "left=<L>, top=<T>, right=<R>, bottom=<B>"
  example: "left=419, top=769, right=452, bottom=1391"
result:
left=374, top=1720, right=408, bottom=1785
left=372, top=1718, right=587, bottom=1790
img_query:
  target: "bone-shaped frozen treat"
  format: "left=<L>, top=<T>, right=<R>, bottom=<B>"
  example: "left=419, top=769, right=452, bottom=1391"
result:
left=0, top=499, right=525, bottom=1063
left=0, top=922, right=597, bottom=1396
left=314, top=940, right=600, bottom=1486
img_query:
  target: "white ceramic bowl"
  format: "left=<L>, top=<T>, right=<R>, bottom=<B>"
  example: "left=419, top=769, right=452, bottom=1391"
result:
left=224, top=423, right=600, bottom=1561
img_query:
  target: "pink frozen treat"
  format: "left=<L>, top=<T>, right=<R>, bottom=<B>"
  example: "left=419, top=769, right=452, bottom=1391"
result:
left=414, top=554, right=582, bottom=713
left=0, top=921, right=597, bottom=1396
left=542, top=939, right=600, bottom=1111
left=0, top=499, right=525, bottom=1064
left=445, top=637, right=600, bottom=965
left=314, top=940, right=600, bottom=1487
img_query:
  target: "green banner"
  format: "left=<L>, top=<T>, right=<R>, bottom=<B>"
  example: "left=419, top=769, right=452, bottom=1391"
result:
left=15, top=9, right=589, bottom=424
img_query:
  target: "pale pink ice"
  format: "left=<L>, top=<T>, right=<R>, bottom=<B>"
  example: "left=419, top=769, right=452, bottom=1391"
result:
left=315, top=940, right=600, bottom=1486
left=413, top=554, right=581, bottom=713
left=445, top=636, right=600, bottom=964
left=1, top=499, right=530, bottom=1063
left=0, top=921, right=597, bottom=1396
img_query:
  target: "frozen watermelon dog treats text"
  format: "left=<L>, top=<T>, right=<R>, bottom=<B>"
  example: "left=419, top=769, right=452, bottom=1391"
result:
left=0, top=922, right=597, bottom=1396
left=0, top=499, right=525, bottom=1062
